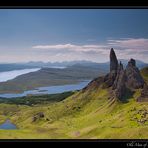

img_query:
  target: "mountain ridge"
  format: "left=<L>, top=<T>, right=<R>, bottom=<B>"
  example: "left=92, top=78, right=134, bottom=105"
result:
left=0, top=59, right=147, bottom=72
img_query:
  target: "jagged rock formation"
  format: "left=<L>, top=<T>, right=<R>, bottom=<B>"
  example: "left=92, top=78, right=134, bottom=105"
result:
left=112, top=61, right=124, bottom=90
left=125, top=59, right=144, bottom=89
left=114, top=68, right=127, bottom=100
left=83, top=48, right=146, bottom=101
left=103, top=48, right=144, bottom=101
left=103, top=72, right=116, bottom=88
left=110, top=48, right=118, bottom=72
left=103, top=48, right=119, bottom=88
left=109, top=49, right=145, bottom=101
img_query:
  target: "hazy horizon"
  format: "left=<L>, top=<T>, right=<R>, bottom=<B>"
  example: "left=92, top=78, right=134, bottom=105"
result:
left=0, top=58, right=147, bottom=65
left=0, top=9, right=148, bottom=63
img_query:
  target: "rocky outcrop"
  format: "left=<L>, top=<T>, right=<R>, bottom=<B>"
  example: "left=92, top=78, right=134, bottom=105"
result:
left=104, top=48, right=145, bottom=101
left=110, top=48, right=118, bottom=72
left=114, top=70, right=127, bottom=100
left=103, top=72, right=117, bottom=88
left=125, top=59, right=144, bottom=89
left=83, top=48, right=146, bottom=102
left=112, top=61, right=124, bottom=90
left=32, top=112, right=45, bottom=122
left=111, top=61, right=127, bottom=100
left=103, top=48, right=119, bottom=88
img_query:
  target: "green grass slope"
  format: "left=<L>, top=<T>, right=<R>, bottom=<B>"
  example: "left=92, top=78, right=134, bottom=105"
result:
left=0, top=85, right=147, bottom=139
left=0, top=67, right=147, bottom=139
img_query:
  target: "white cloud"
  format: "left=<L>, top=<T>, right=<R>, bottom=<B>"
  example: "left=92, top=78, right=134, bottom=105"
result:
left=107, top=38, right=148, bottom=62
left=108, top=38, right=148, bottom=50
left=0, top=38, right=147, bottom=63
left=32, top=43, right=108, bottom=53
left=31, top=38, right=148, bottom=63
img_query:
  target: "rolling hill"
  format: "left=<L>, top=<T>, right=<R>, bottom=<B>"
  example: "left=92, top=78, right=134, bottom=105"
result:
left=0, top=67, right=147, bottom=139
left=0, top=59, right=147, bottom=94
left=0, top=66, right=103, bottom=94
left=0, top=49, right=147, bottom=139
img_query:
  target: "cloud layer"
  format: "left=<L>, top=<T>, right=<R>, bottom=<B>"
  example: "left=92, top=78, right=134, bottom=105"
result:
left=33, top=44, right=108, bottom=53
left=32, top=38, right=148, bottom=63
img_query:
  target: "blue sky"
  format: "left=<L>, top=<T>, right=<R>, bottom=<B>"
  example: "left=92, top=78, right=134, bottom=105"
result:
left=0, top=9, right=148, bottom=63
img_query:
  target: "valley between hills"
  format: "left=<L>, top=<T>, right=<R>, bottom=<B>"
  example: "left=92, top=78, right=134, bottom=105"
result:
left=0, top=49, right=147, bottom=139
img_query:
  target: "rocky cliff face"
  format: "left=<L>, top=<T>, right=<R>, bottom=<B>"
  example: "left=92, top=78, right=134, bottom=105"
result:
left=110, top=48, right=118, bottom=73
left=109, top=49, right=145, bottom=101
left=103, top=48, right=145, bottom=101
left=125, top=59, right=144, bottom=89
left=83, top=48, right=147, bottom=101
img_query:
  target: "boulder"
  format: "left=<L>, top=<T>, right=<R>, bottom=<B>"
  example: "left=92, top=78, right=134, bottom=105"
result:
left=32, top=112, right=45, bottom=122
left=37, top=112, right=44, bottom=118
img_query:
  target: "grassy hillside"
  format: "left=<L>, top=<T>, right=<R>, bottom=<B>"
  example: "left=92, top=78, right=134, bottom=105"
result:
left=0, top=84, right=147, bottom=139
left=0, top=67, right=147, bottom=139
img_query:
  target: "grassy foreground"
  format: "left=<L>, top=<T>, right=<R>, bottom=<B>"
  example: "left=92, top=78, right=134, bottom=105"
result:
left=0, top=86, right=147, bottom=139
left=0, top=67, right=147, bottom=139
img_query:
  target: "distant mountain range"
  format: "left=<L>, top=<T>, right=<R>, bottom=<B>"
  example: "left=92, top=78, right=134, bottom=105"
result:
left=0, top=59, right=147, bottom=72
left=22, top=59, right=148, bottom=69
left=22, top=60, right=98, bottom=67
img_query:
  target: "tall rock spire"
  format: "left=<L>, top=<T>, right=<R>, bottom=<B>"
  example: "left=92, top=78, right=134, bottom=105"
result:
left=110, top=48, right=118, bottom=72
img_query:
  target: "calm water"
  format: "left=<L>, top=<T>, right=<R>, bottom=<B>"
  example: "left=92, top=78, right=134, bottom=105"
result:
left=0, top=119, right=17, bottom=130
left=0, top=67, right=66, bottom=83
left=0, top=68, right=40, bottom=82
left=0, top=80, right=90, bottom=98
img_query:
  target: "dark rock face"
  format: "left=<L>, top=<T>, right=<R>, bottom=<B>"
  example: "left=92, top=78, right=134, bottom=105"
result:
left=110, top=48, right=118, bottom=72
left=112, top=61, right=124, bottom=90
left=84, top=48, right=146, bottom=102
left=103, top=72, right=117, bottom=88
left=128, top=58, right=136, bottom=66
left=114, top=70, right=127, bottom=100
left=126, top=59, right=144, bottom=89
left=104, top=48, right=145, bottom=101
left=112, top=61, right=127, bottom=100
left=103, top=49, right=119, bottom=88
